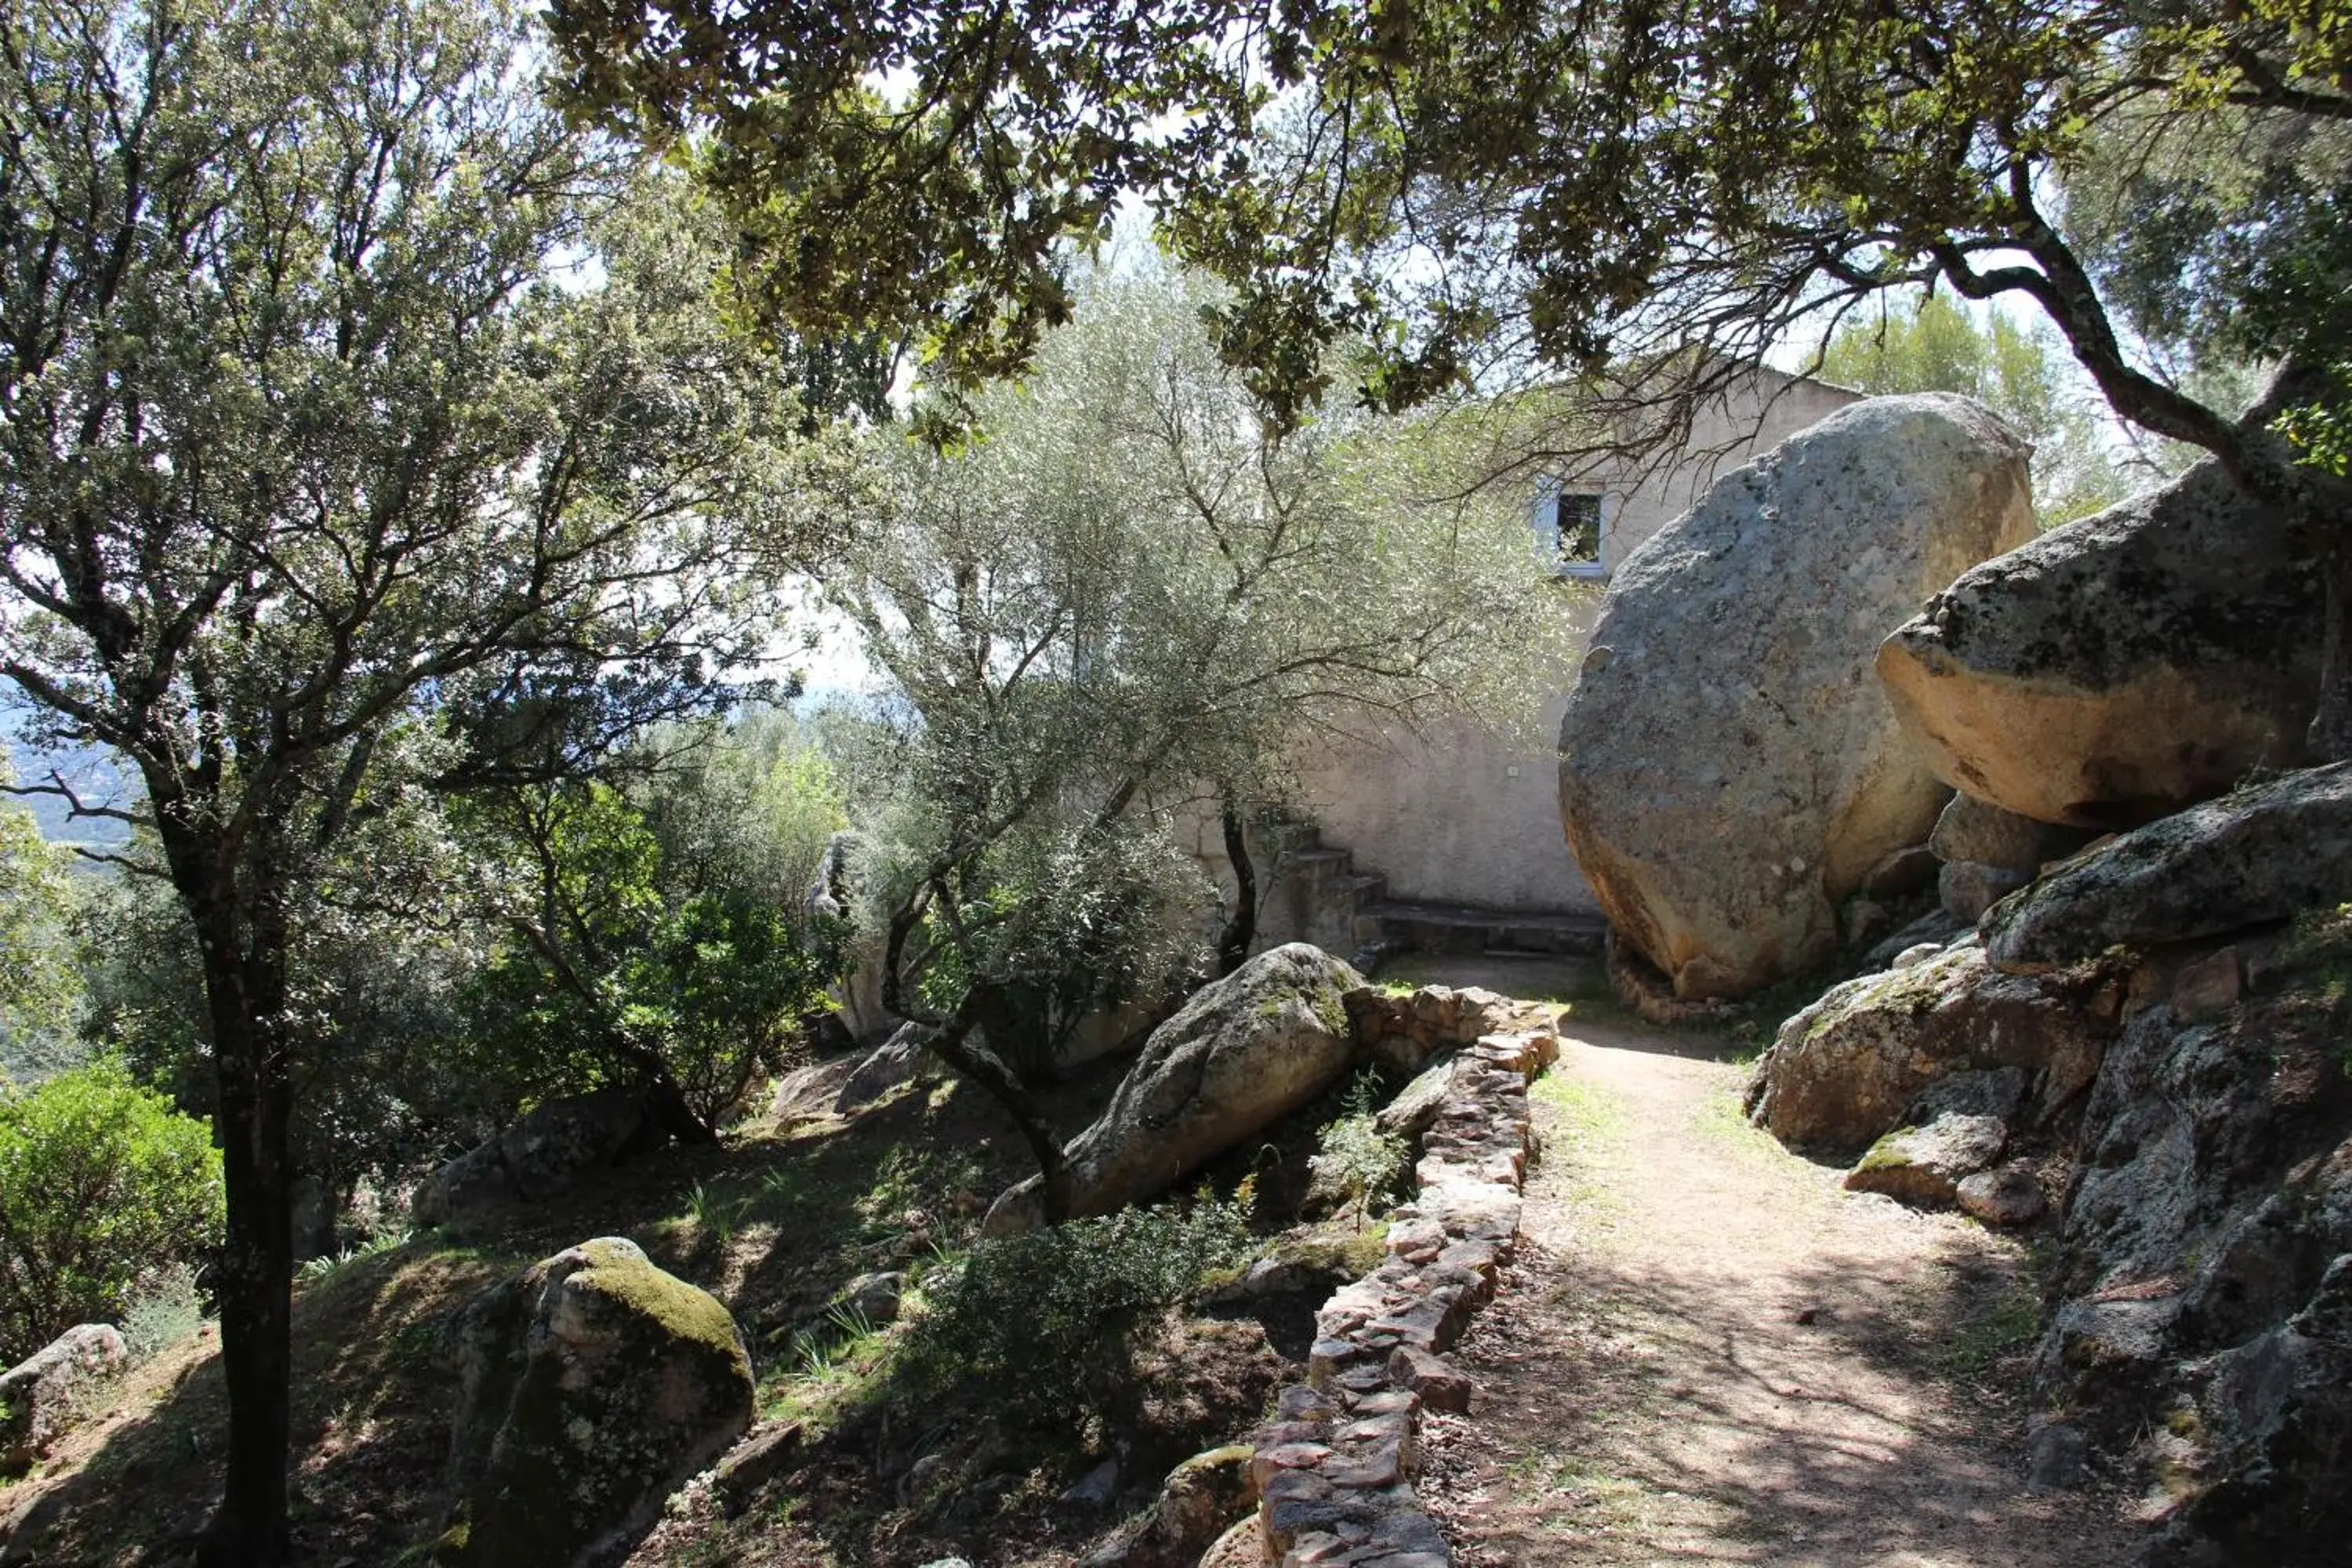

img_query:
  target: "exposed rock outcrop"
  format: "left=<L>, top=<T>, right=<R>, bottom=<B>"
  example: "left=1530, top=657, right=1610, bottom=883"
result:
left=1080, top=1445, right=1258, bottom=1568
left=983, top=945, right=1361, bottom=1234
left=1983, top=761, right=2352, bottom=975
left=1745, top=941, right=2116, bottom=1150
left=834, top=1022, right=934, bottom=1113
left=434, top=1237, right=753, bottom=1568
left=0, top=1325, right=128, bottom=1475
left=1756, top=760, right=2352, bottom=1562
left=1878, top=459, right=2322, bottom=831
left=413, top=1089, right=657, bottom=1226
left=2041, top=951, right=2352, bottom=1566
left=1840, top=1069, right=2024, bottom=1207
left=1559, top=393, right=2033, bottom=1000
left=1931, top=793, right=2092, bottom=874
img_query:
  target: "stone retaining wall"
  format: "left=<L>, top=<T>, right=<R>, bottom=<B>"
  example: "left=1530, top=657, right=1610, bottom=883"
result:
left=1241, top=1026, right=1558, bottom=1566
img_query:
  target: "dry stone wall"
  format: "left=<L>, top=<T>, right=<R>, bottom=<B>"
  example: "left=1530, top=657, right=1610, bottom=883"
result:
left=1242, top=1026, right=1559, bottom=1566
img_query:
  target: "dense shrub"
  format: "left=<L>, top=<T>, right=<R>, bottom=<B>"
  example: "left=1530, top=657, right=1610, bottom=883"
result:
left=898, top=1198, right=1254, bottom=1436
left=0, top=1062, right=223, bottom=1364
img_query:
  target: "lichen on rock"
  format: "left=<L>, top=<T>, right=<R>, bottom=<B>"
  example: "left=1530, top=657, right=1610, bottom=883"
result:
left=434, top=1236, right=753, bottom=1568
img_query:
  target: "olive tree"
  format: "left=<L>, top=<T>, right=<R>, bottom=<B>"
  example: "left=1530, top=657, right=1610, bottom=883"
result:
left=0, top=0, right=832, bottom=1556
left=829, top=269, right=1576, bottom=1213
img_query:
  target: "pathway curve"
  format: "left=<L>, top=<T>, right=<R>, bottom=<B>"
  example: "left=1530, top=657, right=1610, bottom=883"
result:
left=1413, top=1011, right=2136, bottom=1567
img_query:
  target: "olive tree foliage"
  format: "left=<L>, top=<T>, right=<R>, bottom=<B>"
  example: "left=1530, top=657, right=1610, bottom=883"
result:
left=829, top=270, right=1577, bottom=1211
left=550, top=0, right=2352, bottom=739
left=1820, top=294, right=2131, bottom=525
left=0, top=0, right=835, bottom=1556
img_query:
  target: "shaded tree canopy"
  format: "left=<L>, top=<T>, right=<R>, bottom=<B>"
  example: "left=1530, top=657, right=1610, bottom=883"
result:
left=548, top=1, right=2347, bottom=440
left=549, top=0, right=2352, bottom=731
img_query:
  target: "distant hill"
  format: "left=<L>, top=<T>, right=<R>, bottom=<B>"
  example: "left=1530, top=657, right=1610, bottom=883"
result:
left=6, top=737, right=134, bottom=849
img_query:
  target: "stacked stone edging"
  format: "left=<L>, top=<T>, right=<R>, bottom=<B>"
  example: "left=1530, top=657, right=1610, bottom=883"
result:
left=1243, top=1027, right=1559, bottom=1566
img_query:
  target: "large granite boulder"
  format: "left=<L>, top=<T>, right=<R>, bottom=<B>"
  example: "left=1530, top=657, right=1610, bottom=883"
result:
left=413, top=1089, right=657, bottom=1225
left=0, top=1324, right=129, bottom=1475
left=1745, top=940, right=2114, bottom=1150
left=1984, top=762, right=2352, bottom=973
left=1559, top=394, right=2034, bottom=1000
left=983, top=945, right=1360, bottom=1234
left=1878, top=459, right=2323, bottom=831
left=434, top=1237, right=754, bottom=1568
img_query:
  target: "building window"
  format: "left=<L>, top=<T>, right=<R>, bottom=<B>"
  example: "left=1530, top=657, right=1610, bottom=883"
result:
left=1535, top=480, right=1610, bottom=579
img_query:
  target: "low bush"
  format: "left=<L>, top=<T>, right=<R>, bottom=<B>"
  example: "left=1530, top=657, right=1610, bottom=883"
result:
left=1309, top=1071, right=1411, bottom=1229
left=0, top=1062, right=223, bottom=1365
left=897, top=1197, right=1254, bottom=1437
left=118, top=1261, right=207, bottom=1363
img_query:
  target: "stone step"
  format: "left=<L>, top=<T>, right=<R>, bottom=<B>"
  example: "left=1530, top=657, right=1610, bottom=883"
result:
left=1365, top=901, right=1608, bottom=957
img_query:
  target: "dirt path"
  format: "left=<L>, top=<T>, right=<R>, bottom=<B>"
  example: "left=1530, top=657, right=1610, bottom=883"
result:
left=1414, top=1011, right=2137, bottom=1567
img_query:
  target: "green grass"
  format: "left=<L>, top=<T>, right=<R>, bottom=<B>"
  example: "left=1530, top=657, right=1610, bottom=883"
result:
left=1926, top=1280, right=2043, bottom=1383
left=1532, top=1069, right=1625, bottom=1142
left=1690, top=1088, right=1779, bottom=1160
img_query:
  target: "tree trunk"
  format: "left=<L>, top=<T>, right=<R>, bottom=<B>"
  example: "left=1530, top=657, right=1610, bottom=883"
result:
left=1213, top=792, right=1258, bottom=978
left=924, top=1001, right=1076, bottom=1220
left=2311, top=538, right=2352, bottom=761
left=191, top=916, right=296, bottom=1568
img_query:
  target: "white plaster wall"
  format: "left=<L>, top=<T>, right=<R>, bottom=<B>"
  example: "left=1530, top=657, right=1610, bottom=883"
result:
left=1297, top=372, right=1864, bottom=913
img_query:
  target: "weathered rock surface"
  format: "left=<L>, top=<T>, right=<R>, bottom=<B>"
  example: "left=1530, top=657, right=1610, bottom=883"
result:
left=1878, top=458, right=2322, bottom=831
left=1958, top=1161, right=2047, bottom=1227
left=0, top=1324, right=128, bottom=1475
left=1376, top=1054, right=1465, bottom=1141
left=1930, top=793, right=2092, bottom=875
left=1842, top=1069, right=2020, bottom=1206
left=2033, top=946, right=2352, bottom=1566
left=1939, top=858, right=2029, bottom=923
left=1860, top=907, right=1969, bottom=970
left=1560, top=393, right=2033, bottom=1000
left=413, top=1090, right=656, bottom=1225
left=834, top=1022, right=933, bottom=1113
left=1079, top=1445, right=1257, bottom=1568
left=1844, top=1114, right=2008, bottom=1206
left=1746, top=942, right=2114, bottom=1149
left=434, top=1237, right=754, bottom=1568
left=982, top=945, right=1361, bottom=1234
left=1984, top=761, right=2352, bottom=973
left=1344, top=985, right=1547, bottom=1077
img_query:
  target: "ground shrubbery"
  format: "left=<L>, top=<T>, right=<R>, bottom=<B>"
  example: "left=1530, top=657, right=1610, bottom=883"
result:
left=1309, top=1071, right=1412, bottom=1230
left=896, top=1196, right=1255, bottom=1436
left=0, top=1062, right=223, bottom=1364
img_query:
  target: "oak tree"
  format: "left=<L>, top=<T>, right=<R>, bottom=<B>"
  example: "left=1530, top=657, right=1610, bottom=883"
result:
left=0, top=0, right=829, bottom=1556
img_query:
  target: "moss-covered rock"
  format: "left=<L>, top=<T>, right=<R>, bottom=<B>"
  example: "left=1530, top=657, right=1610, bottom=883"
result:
left=1745, top=941, right=2112, bottom=1150
left=435, top=1236, right=753, bottom=1568
left=984, top=945, right=1362, bottom=1233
